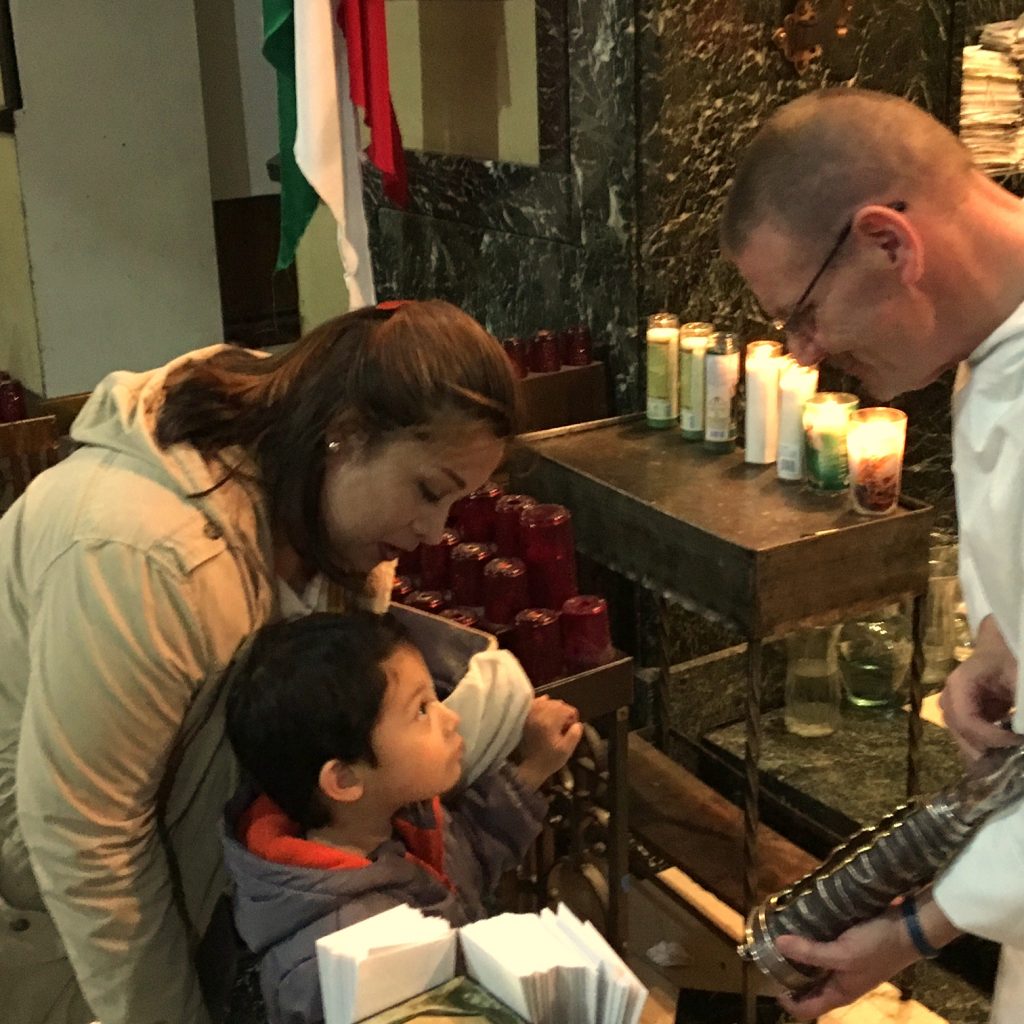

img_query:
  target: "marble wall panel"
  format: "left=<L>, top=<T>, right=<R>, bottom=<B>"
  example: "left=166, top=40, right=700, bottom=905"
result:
left=372, top=207, right=582, bottom=338
left=637, top=1, right=954, bottom=320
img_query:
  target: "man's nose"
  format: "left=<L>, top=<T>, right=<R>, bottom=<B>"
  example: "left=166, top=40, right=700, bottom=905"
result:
left=787, top=333, right=825, bottom=367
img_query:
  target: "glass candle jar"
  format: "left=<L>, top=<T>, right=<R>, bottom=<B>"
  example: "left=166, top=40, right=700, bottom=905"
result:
left=678, top=322, right=715, bottom=440
left=846, top=408, right=908, bottom=515
left=502, top=337, right=529, bottom=379
left=494, top=493, right=537, bottom=556
left=0, top=377, right=27, bottom=423
left=450, top=482, right=504, bottom=542
left=397, top=545, right=420, bottom=577
left=743, top=341, right=784, bottom=465
left=802, top=392, right=859, bottom=492
left=406, top=590, right=448, bottom=614
left=520, top=503, right=578, bottom=610
left=777, top=364, right=819, bottom=481
left=450, top=542, right=493, bottom=607
left=529, top=330, right=562, bottom=374
left=561, top=595, right=614, bottom=672
left=440, top=607, right=481, bottom=629
left=646, top=312, right=680, bottom=428
left=483, top=557, right=530, bottom=626
left=392, top=574, right=414, bottom=604
left=512, top=608, right=564, bottom=686
left=703, top=331, right=740, bottom=453
left=562, top=324, right=593, bottom=366
left=419, top=528, right=460, bottom=590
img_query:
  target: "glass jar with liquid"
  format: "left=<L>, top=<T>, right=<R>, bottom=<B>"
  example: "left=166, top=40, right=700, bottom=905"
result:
left=838, top=605, right=913, bottom=710
left=784, top=625, right=842, bottom=737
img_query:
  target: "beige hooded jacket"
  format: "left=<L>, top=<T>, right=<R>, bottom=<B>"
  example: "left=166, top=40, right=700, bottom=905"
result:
left=0, top=349, right=280, bottom=1024
left=0, top=348, right=531, bottom=1024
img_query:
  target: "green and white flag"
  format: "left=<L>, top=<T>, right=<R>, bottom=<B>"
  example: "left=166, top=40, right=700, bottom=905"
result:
left=262, top=0, right=375, bottom=307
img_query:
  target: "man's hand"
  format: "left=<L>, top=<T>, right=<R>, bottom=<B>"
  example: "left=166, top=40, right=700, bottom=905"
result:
left=774, top=890, right=959, bottom=1020
left=939, top=614, right=1020, bottom=761
left=515, top=695, right=583, bottom=791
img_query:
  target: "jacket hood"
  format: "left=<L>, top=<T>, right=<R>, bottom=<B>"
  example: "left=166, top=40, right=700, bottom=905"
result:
left=70, top=345, right=266, bottom=548
left=222, top=788, right=451, bottom=955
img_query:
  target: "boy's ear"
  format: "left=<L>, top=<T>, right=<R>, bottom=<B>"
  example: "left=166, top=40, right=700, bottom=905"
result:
left=318, top=759, right=365, bottom=803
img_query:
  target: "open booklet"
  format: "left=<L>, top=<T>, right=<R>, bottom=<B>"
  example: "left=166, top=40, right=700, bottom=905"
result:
left=315, top=903, right=648, bottom=1024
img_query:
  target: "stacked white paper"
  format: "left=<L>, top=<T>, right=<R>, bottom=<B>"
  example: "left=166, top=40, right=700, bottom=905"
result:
left=315, top=905, right=457, bottom=1024
left=960, top=44, right=1023, bottom=171
left=459, top=904, right=647, bottom=1024
left=979, top=18, right=1024, bottom=57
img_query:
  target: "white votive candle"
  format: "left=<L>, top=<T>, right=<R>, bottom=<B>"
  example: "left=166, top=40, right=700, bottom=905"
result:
left=744, top=342, right=784, bottom=464
left=777, top=364, right=819, bottom=481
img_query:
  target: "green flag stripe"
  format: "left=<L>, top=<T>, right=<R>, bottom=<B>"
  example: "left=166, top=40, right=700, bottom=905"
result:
left=263, top=0, right=319, bottom=270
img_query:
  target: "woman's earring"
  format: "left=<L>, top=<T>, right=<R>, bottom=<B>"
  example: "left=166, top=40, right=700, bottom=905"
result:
left=327, top=439, right=342, bottom=453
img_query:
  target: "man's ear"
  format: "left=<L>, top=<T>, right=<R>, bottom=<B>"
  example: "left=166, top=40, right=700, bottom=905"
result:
left=318, top=759, right=365, bottom=803
left=853, top=205, right=923, bottom=286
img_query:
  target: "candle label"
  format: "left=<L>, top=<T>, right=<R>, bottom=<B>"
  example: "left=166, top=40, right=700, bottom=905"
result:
left=777, top=442, right=803, bottom=481
left=704, top=351, right=739, bottom=442
left=646, top=335, right=679, bottom=425
left=679, top=347, right=706, bottom=435
left=804, top=426, right=849, bottom=490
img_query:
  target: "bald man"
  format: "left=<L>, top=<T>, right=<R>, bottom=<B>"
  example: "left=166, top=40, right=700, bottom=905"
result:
left=722, top=88, right=1024, bottom=1022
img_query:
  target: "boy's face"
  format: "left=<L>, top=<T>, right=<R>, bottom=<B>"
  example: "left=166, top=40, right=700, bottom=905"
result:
left=365, top=644, right=464, bottom=806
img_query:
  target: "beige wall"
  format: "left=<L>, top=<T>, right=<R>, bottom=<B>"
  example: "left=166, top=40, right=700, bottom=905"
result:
left=0, top=135, right=42, bottom=391
left=11, top=0, right=223, bottom=396
left=387, top=0, right=539, bottom=166
left=195, top=0, right=280, bottom=200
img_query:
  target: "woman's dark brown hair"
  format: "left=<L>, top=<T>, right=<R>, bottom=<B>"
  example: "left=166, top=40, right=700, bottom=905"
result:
left=156, top=300, right=519, bottom=581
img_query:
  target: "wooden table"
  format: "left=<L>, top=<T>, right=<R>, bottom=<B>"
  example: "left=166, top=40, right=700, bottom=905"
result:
left=512, top=414, right=935, bottom=1024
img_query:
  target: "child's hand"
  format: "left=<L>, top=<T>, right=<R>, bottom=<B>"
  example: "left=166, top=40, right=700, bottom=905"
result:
left=515, top=695, right=583, bottom=791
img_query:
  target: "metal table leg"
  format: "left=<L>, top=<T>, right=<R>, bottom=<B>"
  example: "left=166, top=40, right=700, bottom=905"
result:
left=607, top=704, right=630, bottom=953
left=741, top=638, right=764, bottom=1024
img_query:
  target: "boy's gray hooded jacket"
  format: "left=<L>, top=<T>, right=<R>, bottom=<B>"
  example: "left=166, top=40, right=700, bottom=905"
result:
left=223, top=766, right=546, bottom=1024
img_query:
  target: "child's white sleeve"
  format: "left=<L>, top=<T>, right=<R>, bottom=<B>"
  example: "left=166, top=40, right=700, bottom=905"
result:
left=445, top=649, right=532, bottom=785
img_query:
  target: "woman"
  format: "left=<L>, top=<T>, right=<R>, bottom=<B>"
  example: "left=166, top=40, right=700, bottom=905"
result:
left=0, top=301, right=523, bottom=1024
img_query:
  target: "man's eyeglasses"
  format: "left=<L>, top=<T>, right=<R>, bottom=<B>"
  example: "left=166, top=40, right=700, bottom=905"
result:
left=771, top=200, right=908, bottom=335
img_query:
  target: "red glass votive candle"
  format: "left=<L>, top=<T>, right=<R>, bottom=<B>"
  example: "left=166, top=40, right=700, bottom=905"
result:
left=563, top=324, right=593, bottom=367
left=392, top=574, right=414, bottom=604
left=450, top=542, right=493, bottom=607
left=529, top=330, right=562, bottom=374
left=397, top=545, right=421, bottom=577
left=520, top=504, right=578, bottom=610
left=502, top=337, right=529, bottom=379
left=0, top=377, right=27, bottom=423
left=494, top=493, right=538, bottom=556
left=419, top=528, right=460, bottom=590
left=561, top=595, right=614, bottom=672
left=512, top=609, right=564, bottom=686
left=406, top=590, right=448, bottom=614
left=449, top=482, right=504, bottom=542
left=439, top=607, right=480, bottom=629
left=483, top=557, right=530, bottom=626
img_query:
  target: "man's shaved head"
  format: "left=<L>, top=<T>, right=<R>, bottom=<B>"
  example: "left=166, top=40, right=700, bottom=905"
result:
left=720, top=88, right=975, bottom=257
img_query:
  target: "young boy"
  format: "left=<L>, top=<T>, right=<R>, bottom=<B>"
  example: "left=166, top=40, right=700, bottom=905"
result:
left=222, top=612, right=583, bottom=1024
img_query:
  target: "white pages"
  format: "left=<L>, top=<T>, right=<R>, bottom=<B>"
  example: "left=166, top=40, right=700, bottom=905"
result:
left=315, top=904, right=457, bottom=1024
left=459, top=903, right=648, bottom=1024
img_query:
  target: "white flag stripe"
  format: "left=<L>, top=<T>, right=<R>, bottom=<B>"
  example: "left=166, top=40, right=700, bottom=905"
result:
left=293, top=0, right=376, bottom=309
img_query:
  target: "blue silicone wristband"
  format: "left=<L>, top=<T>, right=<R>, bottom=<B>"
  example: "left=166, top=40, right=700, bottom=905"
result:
left=901, top=894, right=941, bottom=959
